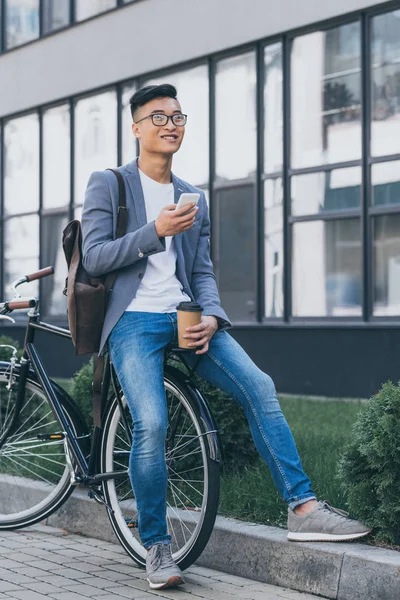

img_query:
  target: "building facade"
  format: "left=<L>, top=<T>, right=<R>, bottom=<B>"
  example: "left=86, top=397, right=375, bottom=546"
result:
left=1, top=0, right=400, bottom=397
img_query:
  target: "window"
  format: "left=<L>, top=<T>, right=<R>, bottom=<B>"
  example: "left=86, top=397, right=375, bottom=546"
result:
left=264, top=42, right=284, bottom=318
left=264, top=43, right=283, bottom=174
left=42, top=104, right=70, bottom=316
left=43, top=104, right=71, bottom=210
left=216, top=185, right=257, bottom=322
left=4, top=215, right=40, bottom=297
left=371, top=10, right=400, bottom=157
left=74, top=90, right=117, bottom=212
left=373, top=214, right=400, bottom=316
left=6, top=0, right=39, bottom=49
left=264, top=179, right=283, bottom=318
left=75, top=0, right=116, bottom=21
left=4, top=113, right=39, bottom=216
left=42, top=0, right=70, bottom=34
left=291, top=22, right=361, bottom=169
left=121, top=83, right=137, bottom=165
left=215, top=52, right=257, bottom=182
left=292, top=219, right=362, bottom=317
left=144, top=65, right=209, bottom=186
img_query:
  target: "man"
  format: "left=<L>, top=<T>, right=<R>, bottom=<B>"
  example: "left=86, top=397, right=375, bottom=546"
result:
left=81, top=84, right=371, bottom=591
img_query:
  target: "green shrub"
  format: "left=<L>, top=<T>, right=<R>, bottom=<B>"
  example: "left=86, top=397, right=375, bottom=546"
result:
left=69, top=359, right=94, bottom=427
left=0, top=335, right=23, bottom=361
left=337, top=381, right=400, bottom=544
left=70, top=356, right=257, bottom=470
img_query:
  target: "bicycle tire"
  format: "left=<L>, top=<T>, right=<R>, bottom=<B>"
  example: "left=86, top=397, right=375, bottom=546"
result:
left=100, top=366, right=220, bottom=570
left=0, top=362, right=89, bottom=530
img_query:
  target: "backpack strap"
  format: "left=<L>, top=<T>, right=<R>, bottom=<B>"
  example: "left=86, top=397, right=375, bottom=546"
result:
left=93, top=168, right=128, bottom=429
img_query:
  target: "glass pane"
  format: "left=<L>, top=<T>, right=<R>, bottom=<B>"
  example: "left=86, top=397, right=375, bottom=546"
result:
left=4, top=113, right=39, bottom=216
left=291, top=167, right=361, bottom=217
left=371, top=161, right=400, bottom=207
left=42, top=0, right=70, bottom=33
left=4, top=215, right=39, bottom=297
left=41, top=214, right=69, bottom=316
left=264, top=179, right=283, bottom=318
left=216, top=184, right=257, bottom=321
left=43, top=104, right=71, bottom=209
left=371, top=10, right=400, bottom=157
left=6, top=0, right=39, bottom=48
left=216, top=53, right=256, bottom=181
left=264, top=43, right=283, bottom=174
left=374, top=214, right=400, bottom=316
left=144, top=65, right=209, bottom=186
left=76, top=0, right=117, bottom=21
left=292, top=219, right=362, bottom=317
left=74, top=90, right=117, bottom=205
left=121, top=82, right=137, bottom=165
left=74, top=205, right=82, bottom=220
left=291, top=22, right=361, bottom=169
left=76, top=0, right=116, bottom=21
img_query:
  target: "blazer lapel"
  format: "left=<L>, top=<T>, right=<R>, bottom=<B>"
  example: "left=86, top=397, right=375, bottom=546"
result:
left=124, top=159, right=147, bottom=227
left=172, top=173, right=185, bottom=257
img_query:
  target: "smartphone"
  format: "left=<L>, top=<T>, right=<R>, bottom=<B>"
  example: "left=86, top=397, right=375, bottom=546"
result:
left=175, top=192, right=200, bottom=212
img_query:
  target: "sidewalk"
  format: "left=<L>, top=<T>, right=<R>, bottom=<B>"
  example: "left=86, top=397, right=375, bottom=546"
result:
left=0, top=524, right=320, bottom=600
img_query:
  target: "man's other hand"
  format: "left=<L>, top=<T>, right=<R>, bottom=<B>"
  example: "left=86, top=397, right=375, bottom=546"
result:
left=183, top=315, right=218, bottom=355
left=155, top=203, right=198, bottom=237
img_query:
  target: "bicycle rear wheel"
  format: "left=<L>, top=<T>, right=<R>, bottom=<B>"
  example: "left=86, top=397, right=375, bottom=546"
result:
left=101, top=367, right=220, bottom=570
left=0, top=362, right=89, bottom=529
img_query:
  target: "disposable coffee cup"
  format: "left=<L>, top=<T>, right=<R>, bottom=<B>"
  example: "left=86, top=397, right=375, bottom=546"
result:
left=176, top=301, right=203, bottom=349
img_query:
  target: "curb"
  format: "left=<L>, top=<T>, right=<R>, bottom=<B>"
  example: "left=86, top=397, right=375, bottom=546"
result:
left=47, top=488, right=400, bottom=600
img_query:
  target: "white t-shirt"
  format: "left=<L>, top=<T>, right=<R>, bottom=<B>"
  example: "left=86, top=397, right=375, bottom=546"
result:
left=125, top=169, right=191, bottom=313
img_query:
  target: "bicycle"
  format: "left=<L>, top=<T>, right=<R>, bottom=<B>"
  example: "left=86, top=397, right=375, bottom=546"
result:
left=0, top=267, right=221, bottom=570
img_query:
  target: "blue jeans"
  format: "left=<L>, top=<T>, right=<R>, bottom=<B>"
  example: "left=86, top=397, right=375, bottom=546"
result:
left=109, top=311, right=316, bottom=549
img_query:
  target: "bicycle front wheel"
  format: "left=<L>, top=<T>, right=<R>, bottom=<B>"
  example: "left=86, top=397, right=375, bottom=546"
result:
left=0, top=363, right=88, bottom=529
left=101, top=367, right=220, bottom=570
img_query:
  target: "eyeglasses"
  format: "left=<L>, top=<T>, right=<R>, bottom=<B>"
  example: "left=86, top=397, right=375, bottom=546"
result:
left=135, top=113, right=187, bottom=127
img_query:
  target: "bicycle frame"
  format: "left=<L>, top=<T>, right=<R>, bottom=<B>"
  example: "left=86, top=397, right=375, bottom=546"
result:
left=11, top=314, right=128, bottom=487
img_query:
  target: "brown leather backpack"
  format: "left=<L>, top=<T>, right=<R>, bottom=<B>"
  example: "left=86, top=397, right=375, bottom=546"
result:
left=62, top=169, right=128, bottom=427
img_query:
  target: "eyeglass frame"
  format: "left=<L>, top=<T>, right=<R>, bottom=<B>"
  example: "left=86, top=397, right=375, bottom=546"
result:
left=134, top=113, right=188, bottom=126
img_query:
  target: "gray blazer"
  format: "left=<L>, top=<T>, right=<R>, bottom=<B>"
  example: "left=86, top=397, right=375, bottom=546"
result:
left=81, top=158, right=231, bottom=355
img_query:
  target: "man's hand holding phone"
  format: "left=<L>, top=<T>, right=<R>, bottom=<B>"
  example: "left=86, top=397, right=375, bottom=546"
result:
left=155, top=193, right=200, bottom=238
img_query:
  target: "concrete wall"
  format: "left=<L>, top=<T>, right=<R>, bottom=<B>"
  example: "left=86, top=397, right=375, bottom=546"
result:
left=0, top=0, right=392, bottom=118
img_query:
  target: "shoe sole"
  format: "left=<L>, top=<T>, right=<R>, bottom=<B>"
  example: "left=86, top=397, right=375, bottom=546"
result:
left=147, top=576, right=185, bottom=590
left=287, top=529, right=372, bottom=542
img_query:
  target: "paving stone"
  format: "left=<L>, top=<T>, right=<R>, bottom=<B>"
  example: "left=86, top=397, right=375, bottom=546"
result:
left=61, top=583, right=111, bottom=597
left=0, top=581, right=21, bottom=593
left=7, top=591, right=50, bottom=600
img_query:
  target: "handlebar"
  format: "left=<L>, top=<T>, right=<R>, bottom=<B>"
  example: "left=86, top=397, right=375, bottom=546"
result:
left=7, top=299, right=36, bottom=310
left=25, top=266, right=54, bottom=282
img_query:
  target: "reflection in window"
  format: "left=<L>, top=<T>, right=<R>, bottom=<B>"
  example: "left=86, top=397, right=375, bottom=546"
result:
left=42, top=0, right=70, bottom=33
left=74, top=206, right=83, bottom=221
left=41, top=215, right=69, bottom=316
left=216, top=185, right=257, bottom=321
left=215, top=53, right=257, bottom=181
left=74, top=91, right=117, bottom=204
left=291, top=168, right=361, bottom=217
left=291, top=22, right=361, bottom=169
left=264, top=179, right=283, bottom=318
left=43, top=105, right=70, bottom=210
left=144, top=65, right=209, bottom=186
left=264, top=43, right=283, bottom=174
left=374, top=214, right=400, bottom=316
left=372, top=161, right=400, bottom=207
left=6, top=0, right=39, bottom=48
left=292, top=219, right=362, bottom=317
left=4, top=215, right=39, bottom=297
left=76, top=0, right=116, bottom=21
left=122, top=83, right=137, bottom=165
left=4, top=113, right=39, bottom=216
left=371, top=10, right=400, bottom=156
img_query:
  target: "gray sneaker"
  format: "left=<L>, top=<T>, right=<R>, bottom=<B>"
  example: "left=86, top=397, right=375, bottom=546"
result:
left=146, top=543, right=185, bottom=590
left=287, top=500, right=372, bottom=542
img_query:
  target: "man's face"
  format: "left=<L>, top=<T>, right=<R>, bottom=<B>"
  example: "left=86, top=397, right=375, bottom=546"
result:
left=132, top=96, right=185, bottom=156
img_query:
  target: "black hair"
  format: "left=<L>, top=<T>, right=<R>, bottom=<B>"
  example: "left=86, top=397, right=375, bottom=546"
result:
left=129, top=84, right=178, bottom=120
